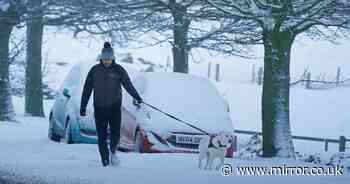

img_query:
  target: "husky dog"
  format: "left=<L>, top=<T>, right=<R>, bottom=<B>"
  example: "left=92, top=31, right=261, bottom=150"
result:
left=198, top=131, right=233, bottom=170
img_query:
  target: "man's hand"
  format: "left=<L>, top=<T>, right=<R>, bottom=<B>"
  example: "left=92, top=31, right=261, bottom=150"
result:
left=133, top=98, right=143, bottom=109
left=80, top=108, right=86, bottom=116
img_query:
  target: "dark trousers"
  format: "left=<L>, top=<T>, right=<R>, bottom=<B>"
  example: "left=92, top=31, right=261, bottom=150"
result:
left=94, top=102, right=122, bottom=162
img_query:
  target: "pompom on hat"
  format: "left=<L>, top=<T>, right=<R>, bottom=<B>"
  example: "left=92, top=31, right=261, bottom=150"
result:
left=100, top=42, right=115, bottom=60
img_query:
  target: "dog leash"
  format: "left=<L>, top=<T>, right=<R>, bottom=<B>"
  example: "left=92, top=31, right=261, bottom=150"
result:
left=141, top=102, right=211, bottom=135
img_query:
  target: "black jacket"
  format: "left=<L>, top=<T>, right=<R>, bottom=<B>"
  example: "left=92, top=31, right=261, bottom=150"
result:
left=80, top=62, right=142, bottom=110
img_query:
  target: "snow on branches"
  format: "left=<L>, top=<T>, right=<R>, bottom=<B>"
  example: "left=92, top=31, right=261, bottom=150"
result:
left=205, top=0, right=350, bottom=34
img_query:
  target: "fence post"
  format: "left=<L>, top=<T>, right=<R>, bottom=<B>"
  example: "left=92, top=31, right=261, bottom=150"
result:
left=336, top=67, right=341, bottom=85
left=306, top=72, right=311, bottom=89
left=300, top=68, right=308, bottom=87
left=257, top=67, right=263, bottom=85
left=207, top=62, right=212, bottom=78
left=321, top=73, right=326, bottom=82
left=252, top=64, right=256, bottom=83
left=324, top=139, right=329, bottom=152
left=339, top=136, right=346, bottom=152
left=215, top=63, right=220, bottom=82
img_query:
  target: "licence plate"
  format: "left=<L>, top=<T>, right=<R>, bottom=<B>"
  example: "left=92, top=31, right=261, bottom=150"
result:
left=176, top=135, right=202, bottom=144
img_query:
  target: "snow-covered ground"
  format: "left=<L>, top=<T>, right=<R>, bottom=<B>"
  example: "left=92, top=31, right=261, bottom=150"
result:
left=1, top=88, right=349, bottom=183
left=0, top=100, right=349, bottom=183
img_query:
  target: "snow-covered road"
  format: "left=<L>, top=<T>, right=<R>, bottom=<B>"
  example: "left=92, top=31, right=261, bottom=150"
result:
left=1, top=114, right=349, bottom=184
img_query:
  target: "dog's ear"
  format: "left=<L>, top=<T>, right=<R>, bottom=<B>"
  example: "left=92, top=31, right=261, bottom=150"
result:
left=223, top=133, right=230, bottom=138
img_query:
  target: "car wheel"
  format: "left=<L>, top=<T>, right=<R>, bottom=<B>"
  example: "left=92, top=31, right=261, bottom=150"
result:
left=65, top=119, right=74, bottom=144
left=134, top=130, right=144, bottom=153
left=48, top=114, right=60, bottom=142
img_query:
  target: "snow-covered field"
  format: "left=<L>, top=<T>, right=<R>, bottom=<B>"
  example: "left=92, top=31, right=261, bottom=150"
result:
left=215, top=82, right=350, bottom=154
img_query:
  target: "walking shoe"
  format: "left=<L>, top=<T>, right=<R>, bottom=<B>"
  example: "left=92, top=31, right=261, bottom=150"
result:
left=102, top=159, right=110, bottom=167
left=110, top=151, right=120, bottom=167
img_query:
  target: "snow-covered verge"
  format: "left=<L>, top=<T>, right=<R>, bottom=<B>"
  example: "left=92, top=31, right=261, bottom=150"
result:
left=0, top=97, right=349, bottom=184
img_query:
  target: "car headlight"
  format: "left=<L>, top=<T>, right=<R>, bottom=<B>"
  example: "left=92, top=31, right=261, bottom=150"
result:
left=146, top=131, right=168, bottom=145
left=160, top=131, right=171, bottom=141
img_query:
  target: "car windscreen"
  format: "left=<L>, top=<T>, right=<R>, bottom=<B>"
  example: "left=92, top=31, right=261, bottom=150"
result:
left=141, top=73, right=228, bottom=121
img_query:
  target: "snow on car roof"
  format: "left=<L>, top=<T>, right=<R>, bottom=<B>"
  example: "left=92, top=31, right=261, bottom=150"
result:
left=133, top=72, right=233, bottom=133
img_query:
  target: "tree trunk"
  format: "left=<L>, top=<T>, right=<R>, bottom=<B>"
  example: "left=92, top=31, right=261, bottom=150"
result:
left=171, top=6, right=190, bottom=73
left=261, top=30, right=295, bottom=158
left=0, top=22, right=15, bottom=121
left=25, top=0, right=45, bottom=117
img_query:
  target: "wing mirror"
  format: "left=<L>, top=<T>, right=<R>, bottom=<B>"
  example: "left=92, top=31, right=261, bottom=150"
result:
left=63, top=88, right=71, bottom=99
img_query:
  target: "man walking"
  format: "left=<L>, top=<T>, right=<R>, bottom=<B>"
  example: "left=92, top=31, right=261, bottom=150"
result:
left=80, top=42, right=143, bottom=167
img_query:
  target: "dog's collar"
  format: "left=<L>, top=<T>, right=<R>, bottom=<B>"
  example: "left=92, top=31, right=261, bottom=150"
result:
left=208, top=135, right=226, bottom=149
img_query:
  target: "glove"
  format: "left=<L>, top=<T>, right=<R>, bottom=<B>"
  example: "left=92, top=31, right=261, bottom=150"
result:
left=133, top=99, right=142, bottom=108
left=80, top=108, right=86, bottom=116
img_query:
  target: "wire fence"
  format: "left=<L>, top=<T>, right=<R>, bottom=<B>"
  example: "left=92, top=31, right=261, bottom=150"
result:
left=251, top=65, right=350, bottom=90
left=290, top=74, right=350, bottom=90
left=234, top=129, right=350, bottom=152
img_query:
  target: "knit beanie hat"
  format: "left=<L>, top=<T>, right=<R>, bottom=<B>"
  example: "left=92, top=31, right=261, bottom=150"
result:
left=100, top=42, right=115, bottom=60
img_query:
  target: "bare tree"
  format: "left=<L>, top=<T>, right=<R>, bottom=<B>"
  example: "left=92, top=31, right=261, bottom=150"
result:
left=203, top=0, right=350, bottom=158
left=25, top=0, right=115, bottom=117
left=25, top=0, right=44, bottom=117
left=49, top=0, right=197, bottom=73
left=130, top=0, right=254, bottom=72
left=48, top=0, right=251, bottom=73
left=43, top=0, right=142, bottom=44
left=0, top=0, right=25, bottom=121
left=2, top=0, right=137, bottom=119
left=23, top=0, right=145, bottom=117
